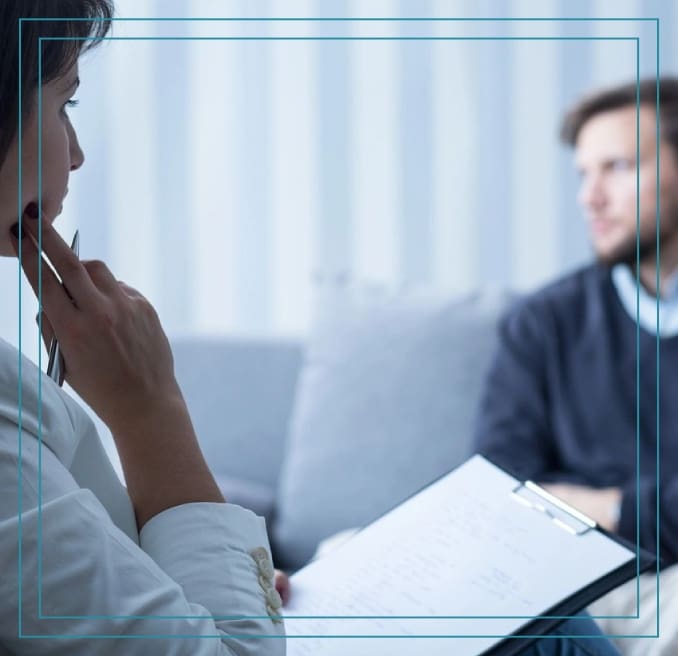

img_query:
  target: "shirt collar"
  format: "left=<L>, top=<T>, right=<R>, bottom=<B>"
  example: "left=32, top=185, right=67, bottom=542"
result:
left=611, top=264, right=678, bottom=337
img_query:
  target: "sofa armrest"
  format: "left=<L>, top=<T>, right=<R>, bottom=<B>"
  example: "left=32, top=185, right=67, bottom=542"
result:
left=170, top=336, right=303, bottom=514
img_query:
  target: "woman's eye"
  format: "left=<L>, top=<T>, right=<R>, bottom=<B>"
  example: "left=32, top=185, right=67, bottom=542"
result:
left=61, top=98, right=79, bottom=115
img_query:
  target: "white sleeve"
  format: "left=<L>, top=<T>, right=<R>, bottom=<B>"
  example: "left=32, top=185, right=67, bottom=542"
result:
left=0, top=418, right=286, bottom=656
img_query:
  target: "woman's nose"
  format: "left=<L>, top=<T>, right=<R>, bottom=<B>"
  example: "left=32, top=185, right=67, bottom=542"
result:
left=68, top=121, right=85, bottom=171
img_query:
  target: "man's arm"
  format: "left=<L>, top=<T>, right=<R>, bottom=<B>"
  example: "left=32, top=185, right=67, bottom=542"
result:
left=473, top=301, right=556, bottom=480
left=475, top=302, right=678, bottom=566
left=543, top=476, right=678, bottom=566
left=540, top=483, right=622, bottom=532
left=619, top=476, right=678, bottom=566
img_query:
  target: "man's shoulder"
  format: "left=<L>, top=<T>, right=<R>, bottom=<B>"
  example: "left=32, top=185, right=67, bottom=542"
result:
left=503, top=264, right=611, bottom=335
left=527, top=263, right=609, bottom=308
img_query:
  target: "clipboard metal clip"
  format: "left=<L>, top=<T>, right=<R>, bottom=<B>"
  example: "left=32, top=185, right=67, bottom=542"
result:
left=511, top=480, right=597, bottom=536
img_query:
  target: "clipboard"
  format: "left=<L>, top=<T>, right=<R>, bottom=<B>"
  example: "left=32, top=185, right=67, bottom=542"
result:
left=284, top=455, right=656, bottom=656
left=482, top=475, right=655, bottom=656
left=511, top=480, right=597, bottom=535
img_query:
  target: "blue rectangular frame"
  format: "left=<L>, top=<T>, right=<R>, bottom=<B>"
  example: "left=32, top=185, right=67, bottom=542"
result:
left=14, top=14, right=661, bottom=642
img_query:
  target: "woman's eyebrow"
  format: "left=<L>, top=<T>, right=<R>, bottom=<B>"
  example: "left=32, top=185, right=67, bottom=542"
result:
left=61, top=76, right=80, bottom=94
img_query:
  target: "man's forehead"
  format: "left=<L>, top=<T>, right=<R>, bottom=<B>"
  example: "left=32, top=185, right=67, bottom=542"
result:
left=575, top=106, right=657, bottom=159
left=581, top=106, right=645, bottom=135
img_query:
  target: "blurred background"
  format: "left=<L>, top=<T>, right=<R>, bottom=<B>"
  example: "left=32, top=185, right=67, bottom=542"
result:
left=3, top=0, right=677, bottom=363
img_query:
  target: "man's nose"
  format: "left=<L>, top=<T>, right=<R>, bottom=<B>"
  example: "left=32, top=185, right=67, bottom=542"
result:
left=578, top=175, right=607, bottom=212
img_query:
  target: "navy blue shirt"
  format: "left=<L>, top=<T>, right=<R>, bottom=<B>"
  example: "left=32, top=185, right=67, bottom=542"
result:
left=474, top=264, right=678, bottom=566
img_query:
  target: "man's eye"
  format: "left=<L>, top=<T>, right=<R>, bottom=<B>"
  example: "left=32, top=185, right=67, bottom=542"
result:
left=611, top=159, right=633, bottom=172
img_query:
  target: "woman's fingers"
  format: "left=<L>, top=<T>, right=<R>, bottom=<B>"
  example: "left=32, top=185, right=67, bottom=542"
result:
left=35, top=311, right=55, bottom=351
left=12, top=223, right=78, bottom=328
left=274, top=570, right=291, bottom=606
left=81, top=259, right=124, bottom=295
left=117, top=280, right=143, bottom=298
left=21, top=216, right=100, bottom=309
left=11, top=214, right=179, bottom=433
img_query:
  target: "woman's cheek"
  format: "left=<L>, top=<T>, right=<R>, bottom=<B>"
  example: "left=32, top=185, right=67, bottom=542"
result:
left=38, top=135, right=71, bottom=218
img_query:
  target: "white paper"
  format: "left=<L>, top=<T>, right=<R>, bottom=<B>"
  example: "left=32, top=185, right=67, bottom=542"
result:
left=284, top=455, right=634, bottom=656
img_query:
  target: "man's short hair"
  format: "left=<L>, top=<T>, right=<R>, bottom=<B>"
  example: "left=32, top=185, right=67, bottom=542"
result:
left=560, top=77, right=678, bottom=161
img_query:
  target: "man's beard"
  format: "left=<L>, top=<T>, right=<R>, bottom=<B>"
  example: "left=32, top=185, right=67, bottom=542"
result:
left=596, top=206, right=678, bottom=267
left=596, top=230, right=658, bottom=267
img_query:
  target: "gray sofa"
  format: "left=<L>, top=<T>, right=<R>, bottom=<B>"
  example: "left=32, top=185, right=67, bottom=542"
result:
left=172, top=336, right=303, bottom=548
left=171, top=288, right=511, bottom=571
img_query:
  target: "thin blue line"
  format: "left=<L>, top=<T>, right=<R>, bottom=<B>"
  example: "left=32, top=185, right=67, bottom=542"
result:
left=37, top=37, right=44, bottom=618
left=41, top=613, right=641, bottom=620
left=17, top=15, right=24, bottom=639
left=38, top=39, right=42, bottom=617
left=16, top=632, right=658, bottom=639
left=19, top=16, right=659, bottom=21
left=24, top=22, right=654, bottom=636
left=41, top=36, right=636, bottom=41
left=634, top=43, right=641, bottom=614
left=655, top=19, right=661, bottom=640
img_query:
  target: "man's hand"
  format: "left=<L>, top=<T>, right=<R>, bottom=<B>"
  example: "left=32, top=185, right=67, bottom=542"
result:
left=540, top=483, right=622, bottom=531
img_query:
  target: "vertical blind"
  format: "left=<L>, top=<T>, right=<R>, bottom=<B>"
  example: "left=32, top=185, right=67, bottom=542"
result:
left=3, top=0, right=675, bottom=365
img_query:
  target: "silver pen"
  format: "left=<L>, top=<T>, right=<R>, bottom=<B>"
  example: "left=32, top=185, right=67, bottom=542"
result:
left=46, top=230, right=79, bottom=387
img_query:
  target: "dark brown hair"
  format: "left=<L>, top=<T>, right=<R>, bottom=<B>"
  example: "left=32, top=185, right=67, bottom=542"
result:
left=0, top=0, right=114, bottom=165
left=560, top=77, right=678, bottom=161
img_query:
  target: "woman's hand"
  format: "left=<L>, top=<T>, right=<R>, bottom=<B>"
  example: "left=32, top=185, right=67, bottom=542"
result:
left=274, top=569, right=291, bottom=606
left=12, top=209, right=225, bottom=528
left=12, top=212, right=179, bottom=434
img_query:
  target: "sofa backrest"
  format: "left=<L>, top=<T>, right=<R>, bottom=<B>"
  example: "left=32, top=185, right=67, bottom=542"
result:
left=171, top=336, right=303, bottom=521
left=171, top=289, right=512, bottom=570
left=271, top=288, right=512, bottom=569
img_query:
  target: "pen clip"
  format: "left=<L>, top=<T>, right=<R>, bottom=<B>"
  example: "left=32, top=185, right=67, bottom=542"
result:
left=45, top=230, right=79, bottom=387
left=511, top=480, right=597, bottom=536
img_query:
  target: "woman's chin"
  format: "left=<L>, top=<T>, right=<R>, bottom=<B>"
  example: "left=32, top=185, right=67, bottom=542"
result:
left=0, top=238, right=18, bottom=257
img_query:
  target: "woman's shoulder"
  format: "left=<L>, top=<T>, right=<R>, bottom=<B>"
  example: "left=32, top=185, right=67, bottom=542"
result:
left=0, top=337, right=93, bottom=467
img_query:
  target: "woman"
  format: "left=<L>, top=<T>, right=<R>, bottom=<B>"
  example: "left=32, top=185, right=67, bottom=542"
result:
left=0, top=1, right=619, bottom=654
left=0, top=2, right=286, bottom=654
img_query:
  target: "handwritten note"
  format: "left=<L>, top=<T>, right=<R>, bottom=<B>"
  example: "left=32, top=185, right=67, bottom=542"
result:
left=283, top=455, right=634, bottom=656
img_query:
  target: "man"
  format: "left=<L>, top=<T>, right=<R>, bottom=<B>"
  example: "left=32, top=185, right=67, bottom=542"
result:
left=474, top=77, right=678, bottom=656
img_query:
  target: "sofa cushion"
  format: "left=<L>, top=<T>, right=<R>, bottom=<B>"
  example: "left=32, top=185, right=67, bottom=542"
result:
left=272, top=286, right=511, bottom=570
